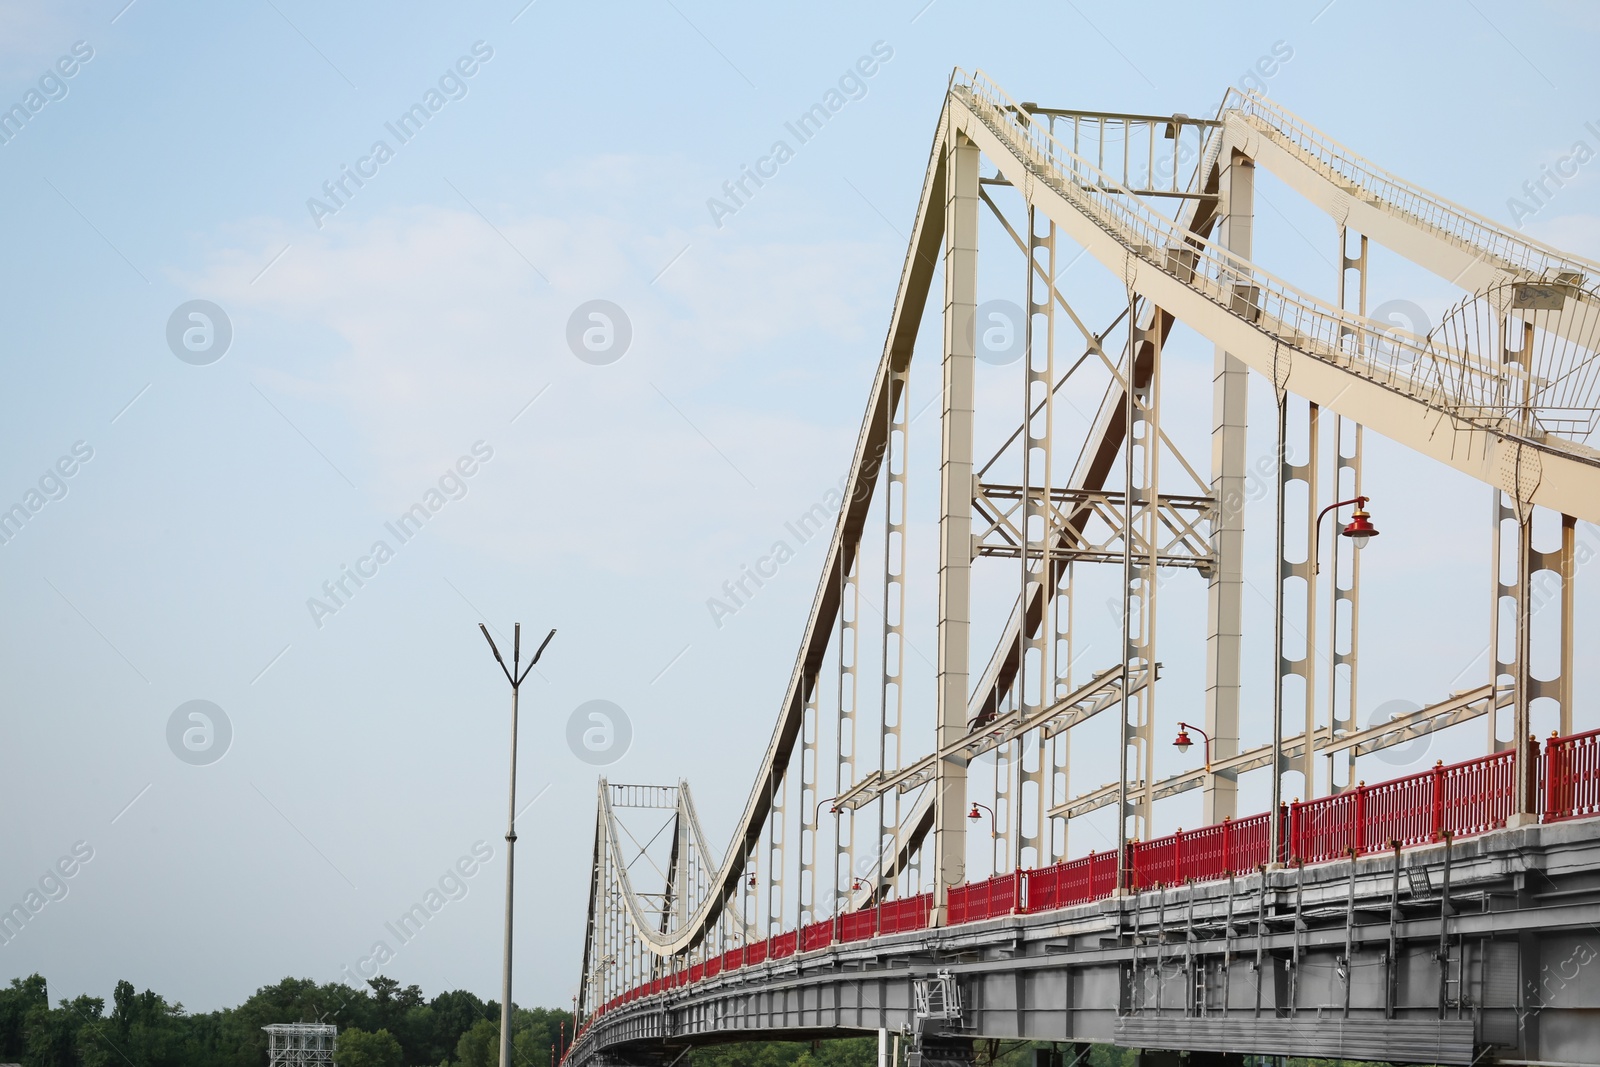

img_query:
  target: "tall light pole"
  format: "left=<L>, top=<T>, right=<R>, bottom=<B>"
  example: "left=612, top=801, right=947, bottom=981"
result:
left=480, top=622, right=556, bottom=1067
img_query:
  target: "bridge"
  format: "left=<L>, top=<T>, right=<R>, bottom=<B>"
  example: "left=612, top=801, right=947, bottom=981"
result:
left=565, top=71, right=1600, bottom=1067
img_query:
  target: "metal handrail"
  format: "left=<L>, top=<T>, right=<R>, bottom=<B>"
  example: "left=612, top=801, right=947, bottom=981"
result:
left=1223, top=89, right=1600, bottom=279
left=953, top=69, right=1600, bottom=447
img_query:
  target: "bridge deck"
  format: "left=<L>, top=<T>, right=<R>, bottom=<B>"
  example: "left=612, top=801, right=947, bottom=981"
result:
left=572, top=816, right=1600, bottom=1065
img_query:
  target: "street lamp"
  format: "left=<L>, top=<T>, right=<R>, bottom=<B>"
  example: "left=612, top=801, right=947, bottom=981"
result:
left=479, top=622, right=556, bottom=1067
left=1172, top=720, right=1213, bottom=771
left=1313, top=495, right=1380, bottom=574
left=967, top=802, right=997, bottom=837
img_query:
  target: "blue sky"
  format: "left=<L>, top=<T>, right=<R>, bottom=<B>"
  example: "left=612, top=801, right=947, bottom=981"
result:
left=2, top=0, right=1598, bottom=1017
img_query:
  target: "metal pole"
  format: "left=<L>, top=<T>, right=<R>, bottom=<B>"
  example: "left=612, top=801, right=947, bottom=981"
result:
left=480, top=623, right=556, bottom=1067
left=500, top=676, right=520, bottom=1067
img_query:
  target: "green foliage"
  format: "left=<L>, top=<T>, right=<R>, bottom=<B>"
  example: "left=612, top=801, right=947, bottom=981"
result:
left=0, top=976, right=572, bottom=1067
left=452, top=1018, right=498, bottom=1067
left=0, top=982, right=1388, bottom=1067
left=333, top=1028, right=403, bottom=1067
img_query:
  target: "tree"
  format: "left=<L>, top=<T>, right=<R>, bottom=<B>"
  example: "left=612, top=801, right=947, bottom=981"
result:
left=27, top=994, right=105, bottom=1067
left=0, top=975, right=48, bottom=1062
left=334, top=1029, right=403, bottom=1067
left=453, top=1019, right=498, bottom=1067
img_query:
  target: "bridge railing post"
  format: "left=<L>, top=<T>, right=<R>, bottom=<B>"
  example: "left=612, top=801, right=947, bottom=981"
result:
left=1430, top=760, right=1446, bottom=842
left=1285, top=801, right=1299, bottom=864
left=1353, top=784, right=1367, bottom=856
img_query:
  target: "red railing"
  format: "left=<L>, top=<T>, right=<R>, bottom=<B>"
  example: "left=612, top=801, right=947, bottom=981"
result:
left=947, top=871, right=1019, bottom=923
left=1545, top=729, right=1600, bottom=821
left=1128, top=810, right=1276, bottom=888
left=1289, top=749, right=1520, bottom=863
left=770, top=930, right=798, bottom=960
left=800, top=918, right=835, bottom=952
left=878, top=892, right=933, bottom=934
left=1022, top=850, right=1117, bottom=910
left=584, top=730, right=1600, bottom=1025
left=1442, top=749, right=1518, bottom=837
left=839, top=906, right=877, bottom=942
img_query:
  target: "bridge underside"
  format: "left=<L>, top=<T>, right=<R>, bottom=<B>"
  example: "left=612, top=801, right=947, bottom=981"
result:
left=578, top=820, right=1600, bottom=1066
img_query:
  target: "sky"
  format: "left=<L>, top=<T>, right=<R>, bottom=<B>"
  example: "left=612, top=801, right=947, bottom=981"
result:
left=2, top=0, right=1599, bottom=1020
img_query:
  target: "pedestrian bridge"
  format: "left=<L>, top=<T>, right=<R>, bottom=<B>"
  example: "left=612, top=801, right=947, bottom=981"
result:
left=567, top=70, right=1600, bottom=1066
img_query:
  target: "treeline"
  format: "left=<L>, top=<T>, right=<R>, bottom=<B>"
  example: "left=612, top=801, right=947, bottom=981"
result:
left=0, top=975, right=569, bottom=1067
left=0, top=977, right=1397, bottom=1067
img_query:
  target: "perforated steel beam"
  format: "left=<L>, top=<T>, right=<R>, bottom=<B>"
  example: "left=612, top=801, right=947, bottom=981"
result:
left=932, top=126, right=979, bottom=924
left=879, top=359, right=909, bottom=896
left=1205, top=149, right=1250, bottom=824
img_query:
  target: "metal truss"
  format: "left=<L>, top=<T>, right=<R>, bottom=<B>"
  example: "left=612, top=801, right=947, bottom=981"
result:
left=974, top=484, right=1212, bottom=568
left=835, top=663, right=1153, bottom=814
left=1058, top=681, right=1511, bottom=818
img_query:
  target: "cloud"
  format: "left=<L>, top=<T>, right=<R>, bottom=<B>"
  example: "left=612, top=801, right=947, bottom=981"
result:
left=184, top=186, right=892, bottom=579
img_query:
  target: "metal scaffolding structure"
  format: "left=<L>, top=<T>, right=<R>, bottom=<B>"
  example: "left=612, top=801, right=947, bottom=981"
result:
left=263, top=1024, right=337, bottom=1067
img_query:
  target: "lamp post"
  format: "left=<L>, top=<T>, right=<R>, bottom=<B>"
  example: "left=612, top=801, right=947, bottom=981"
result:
left=1313, top=495, right=1379, bottom=574
left=967, top=802, right=999, bottom=879
left=479, top=622, right=556, bottom=1067
left=1172, top=721, right=1214, bottom=771
left=1268, top=494, right=1378, bottom=864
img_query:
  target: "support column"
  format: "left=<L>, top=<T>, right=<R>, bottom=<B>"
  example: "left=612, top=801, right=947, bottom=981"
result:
left=1048, top=562, right=1074, bottom=864
left=1118, top=300, right=1162, bottom=884
left=765, top=769, right=787, bottom=935
left=1493, top=498, right=1577, bottom=820
left=1272, top=385, right=1317, bottom=853
left=1295, top=404, right=1320, bottom=796
left=932, top=128, right=979, bottom=925
left=1016, top=203, right=1056, bottom=873
left=1270, top=382, right=1318, bottom=863
left=672, top=790, right=691, bottom=933
left=798, top=673, right=820, bottom=926
left=1328, top=227, right=1367, bottom=795
left=835, top=552, right=859, bottom=904
left=1205, top=151, right=1251, bottom=824
left=880, top=367, right=910, bottom=894
left=1538, top=515, right=1577, bottom=737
